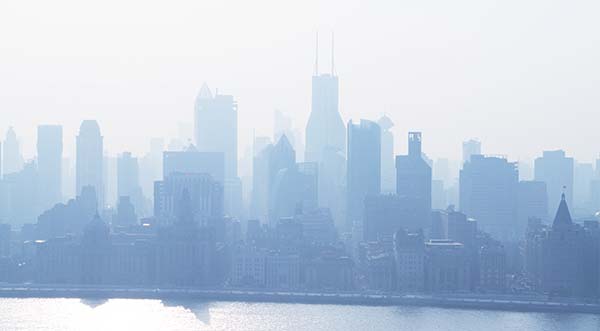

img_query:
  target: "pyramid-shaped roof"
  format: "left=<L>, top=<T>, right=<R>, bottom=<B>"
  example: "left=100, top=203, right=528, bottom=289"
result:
left=552, top=193, right=573, bottom=229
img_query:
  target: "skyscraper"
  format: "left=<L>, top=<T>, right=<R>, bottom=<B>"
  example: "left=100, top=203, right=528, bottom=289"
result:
left=396, top=132, right=432, bottom=230
left=378, top=115, right=395, bottom=193
left=76, top=120, right=104, bottom=209
left=37, top=125, right=63, bottom=212
left=2, top=127, right=23, bottom=176
left=194, top=83, right=238, bottom=180
left=462, top=139, right=481, bottom=164
left=460, top=155, right=518, bottom=240
left=305, top=35, right=345, bottom=162
left=117, top=152, right=145, bottom=216
left=347, top=119, right=381, bottom=234
left=534, top=150, right=574, bottom=215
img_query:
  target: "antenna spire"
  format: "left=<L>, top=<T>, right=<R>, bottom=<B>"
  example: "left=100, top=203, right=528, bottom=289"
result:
left=315, top=32, right=319, bottom=76
left=331, top=31, right=335, bottom=75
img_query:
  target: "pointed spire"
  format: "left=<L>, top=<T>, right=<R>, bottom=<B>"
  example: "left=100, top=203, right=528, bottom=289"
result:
left=331, top=31, right=335, bottom=76
left=553, top=191, right=573, bottom=229
left=315, top=32, right=319, bottom=75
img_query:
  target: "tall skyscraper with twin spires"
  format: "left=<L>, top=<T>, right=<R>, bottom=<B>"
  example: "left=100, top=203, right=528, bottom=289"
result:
left=305, top=33, right=346, bottom=163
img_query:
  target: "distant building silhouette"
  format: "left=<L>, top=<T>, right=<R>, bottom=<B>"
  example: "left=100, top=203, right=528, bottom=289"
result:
left=194, top=83, right=238, bottom=180
left=460, top=155, right=518, bottom=240
left=347, top=119, right=381, bottom=235
left=37, top=125, right=63, bottom=212
left=378, top=115, right=395, bottom=193
left=534, top=150, right=574, bottom=216
left=517, top=181, right=548, bottom=233
left=76, top=120, right=104, bottom=208
left=117, top=152, right=145, bottom=216
left=396, top=132, right=432, bottom=231
left=2, top=127, right=23, bottom=176
left=305, top=38, right=345, bottom=163
left=462, top=139, right=481, bottom=164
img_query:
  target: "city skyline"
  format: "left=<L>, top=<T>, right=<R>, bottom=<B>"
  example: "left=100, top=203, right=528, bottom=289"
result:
left=2, top=1, right=600, bottom=163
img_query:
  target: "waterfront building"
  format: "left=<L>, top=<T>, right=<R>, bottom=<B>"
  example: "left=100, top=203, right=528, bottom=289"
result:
left=424, top=240, right=470, bottom=293
left=393, top=229, right=425, bottom=292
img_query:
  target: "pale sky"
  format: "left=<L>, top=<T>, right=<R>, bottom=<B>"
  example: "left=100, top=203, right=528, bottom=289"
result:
left=1, top=0, right=600, bottom=163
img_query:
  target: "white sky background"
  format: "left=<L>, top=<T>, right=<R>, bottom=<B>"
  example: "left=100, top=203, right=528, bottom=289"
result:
left=1, top=0, right=600, bottom=163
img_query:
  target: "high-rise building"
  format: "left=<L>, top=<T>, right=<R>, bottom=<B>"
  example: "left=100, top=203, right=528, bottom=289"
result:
left=460, top=155, right=518, bottom=240
left=347, top=119, right=381, bottom=234
left=3, top=127, right=23, bottom=176
left=76, top=120, right=104, bottom=209
left=194, top=83, right=238, bottom=180
left=304, top=37, right=346, bottom=163
left=462, top=139, right=481, bottom=164
left=396, top=132, right=432, bottom=230
left=574, top=162, right=594, bottom=211
left=117, top=152, right=146, bottom=216
left=37, top=125, right=63, bottom=212
left=378, top=115, right=395, bottom=193
left=517, top=181, right=548, bottom=232
left=534, top=150, right=574, bottom=215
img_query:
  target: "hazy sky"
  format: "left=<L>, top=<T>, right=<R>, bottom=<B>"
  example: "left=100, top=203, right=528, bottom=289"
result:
left=1, top=0, right=600, bottom=163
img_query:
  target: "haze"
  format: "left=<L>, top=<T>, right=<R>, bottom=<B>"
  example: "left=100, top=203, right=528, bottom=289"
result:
left=1, top=0, right=599, bottom=162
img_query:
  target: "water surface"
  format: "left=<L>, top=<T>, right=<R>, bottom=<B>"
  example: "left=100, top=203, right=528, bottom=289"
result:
left=0, top=298, right=598, bottom=331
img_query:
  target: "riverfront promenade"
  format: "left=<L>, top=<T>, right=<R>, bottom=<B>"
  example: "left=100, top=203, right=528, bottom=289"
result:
left=0, top=285, right=598, bottom=314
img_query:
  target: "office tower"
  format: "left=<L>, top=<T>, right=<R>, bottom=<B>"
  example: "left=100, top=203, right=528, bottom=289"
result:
left=574, top=162, right=593, bottom=210
left=462, top=139, right=481, bottom=163
left=117, top=152, right=139, bottom=199
left=37, top=125, right=63, bottom=211
left=347, top=119, right=381, bottom=233
left=460, top=155, right=518, bottom=240
left=154, top=173, right=224, bottom=226
left=265, top=135, right=297, bottom=225
left=139, top=138, right=164, bottom=199
left=250, top=136, right=272, bottom=221
left=305, top=36, right=346, bottom=163
left=433, top=158, right=451, bottom=185
left=194, top=83, right=237, bottom=180
left=517, top=181, right=548, bottom=230
left=163, top=147, right=224, bottom=183
left=432, top=180, right=446, bottom=210
left=3, top=127, right=23, bottom=175
left=117, top=152, right=146, bottom=216
left=76, top=120, right=104, bottom=208
left=378, top=115, right=395, bottom=193
left=534, top=150, right=574, bottom=215
left=103, top=155, right=118, bottom=208
left=396, top=132, right=432, bottom=230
